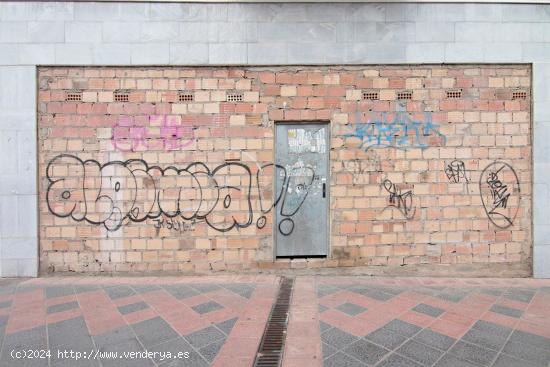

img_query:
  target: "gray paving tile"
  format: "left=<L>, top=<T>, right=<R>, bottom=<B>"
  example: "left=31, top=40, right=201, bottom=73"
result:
left=502, top=340, right=550, bottom=366
left=436, top=292, right=468, bottom=303
left=323, top=352, right=364, bottom=367
left=130, top=285, right=161, bottom=294
left=396, top=339, right=444, bottom=366
left=185, top=325, right=225, bottom=349
left=118, top=301, right=149, bottom=315
left=93, top=326, right=135, bottom=349
left=198, top=338, right=225, bottom=362
left=73, top=285, right=100, bottom=294
left=343, top=339, right=389, bottom=365
left=317, top=284, right=340, bottom=298
left=503, top=289, right=535, bottom=303
left=132, top=316, right=179, bottom=348
left=322, top=342, right=338, bottom=359
left=492, top=353, right=539, bottom=367
left=215, top=317, right=237, bottom=336
left=45, top=286, right=75, bottom=299
left=336, top=302, right=366, bottom=316
left=48, top=317, right=93, bottom=350
left=471, top=320, right=513, bottom=340
left=412, top=303, right=445, bottom=317
left=490, top=304, right=523, bottom=318
left=104, top=285, right=136, bottom=300
left=461, top=327, right=508, bottom=351
left=0, top=326, right=47, bottom=364
left=382, top=319, right=421, bottom=338
left=47, top=301, right=79, bottom=314
left=480, top=288, right=503, bottom=297
left=51, top=352, right=100, bottom=367
left=319, top=304, right=329, bottom=313
left=149, top=337, right=208, bottom=367
left=414, top=328, right=456, bottom=351
left=434, top=353, right=480, bottom=367
left=99, top=338, right=152, bottom=367
left=508, top=330, right=550, bottom=351
left=365, top=327, right=407, bottom=350
left=162, top=285, right=200, bottom=300
left=363, top=289, right=395, bottom=301
left=377, top=353, right=424, bottom=367
left=221, top=284, right=255, bottom=299
left=449, top=340, right=498, bottom=366
left=0, top=301, right=11, bottom=309
left=189, top=283, right=221, bottom=293
left=320, top=321, right=333, bottom=333
left=321, top=327, right=359, bottom=350
left=192, top=300, right=223, bottom=314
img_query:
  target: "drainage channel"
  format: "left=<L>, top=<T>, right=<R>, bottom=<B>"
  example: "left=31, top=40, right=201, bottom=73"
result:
left=253, top=276, right=294, bottom=367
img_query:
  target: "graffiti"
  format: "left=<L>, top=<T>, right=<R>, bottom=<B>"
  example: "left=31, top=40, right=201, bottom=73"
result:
left=342, top=155, right=381, bottom=185
left=112, top=115, right=195, bottom=152
left=46, top=154, right=312, bottom=235
left=381, top=179, right=416, bottom=220
left=345, top=111, right=446, bottom=152
left=479, top=161, right=520, bottom=229
left=445, top=160, right=470, bottom=193
left=153, top=217, right=196, bottom=233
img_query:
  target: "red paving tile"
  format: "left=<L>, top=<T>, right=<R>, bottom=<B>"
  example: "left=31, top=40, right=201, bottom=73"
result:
left=400, top=310, right=436, bottom=328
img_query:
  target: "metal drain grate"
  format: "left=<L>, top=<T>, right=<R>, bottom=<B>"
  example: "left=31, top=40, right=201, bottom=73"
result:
left=254, top=277, right=294, bottom=367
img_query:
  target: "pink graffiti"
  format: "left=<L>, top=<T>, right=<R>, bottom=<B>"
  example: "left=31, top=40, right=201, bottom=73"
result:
left=112, top=115, right=195, bottom=151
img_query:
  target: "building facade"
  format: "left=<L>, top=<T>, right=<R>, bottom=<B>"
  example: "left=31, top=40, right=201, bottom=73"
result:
left=1, top=2, right=549, bottom=277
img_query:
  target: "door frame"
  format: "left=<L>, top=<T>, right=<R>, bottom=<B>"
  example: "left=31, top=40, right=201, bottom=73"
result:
left=272, top=120, right=331, bottom=259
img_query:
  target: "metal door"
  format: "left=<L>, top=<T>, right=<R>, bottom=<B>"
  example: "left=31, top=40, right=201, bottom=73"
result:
left=275, top=123, right=329, bottom=257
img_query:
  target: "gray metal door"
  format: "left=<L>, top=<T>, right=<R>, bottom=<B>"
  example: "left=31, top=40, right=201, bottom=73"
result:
left=275, top=123, right=329, bottom=257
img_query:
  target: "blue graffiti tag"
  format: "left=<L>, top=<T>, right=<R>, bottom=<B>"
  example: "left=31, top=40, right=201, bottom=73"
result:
left=344, top=111, right=446, bottom=151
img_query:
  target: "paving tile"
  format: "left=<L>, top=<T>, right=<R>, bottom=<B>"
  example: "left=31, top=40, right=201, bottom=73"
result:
left=492, top=353, right=539, bottom=367
left=503, top=289, right=535, bottom=303
left=449, top=340, right=498, bottom=366
left=436, top=292, right=468, bottom=303
left=412, top=303, right=445, bottom=318
left=73, top=285, right=100, bottom=294
left=132, top=316, right=179, bottom=348
left=93, top=326, right=135, bottom=349
left=501, top=340, right=550, bottom=366
left=45, top=286, right=75, bottom=299
left=382, top=319, right=421, bottom=338
left=461, top=327, right=508, bottom=351
left=0, top=326, right=47, bottom=364
left=104, top=286, right=136, bottom=300
left=185, top=325, right=225, bottom=349
left=190, top=283, right=221, bottom=293
left=118, top=301, right=149, bottom=315
left=221, top=284, right=255, bottom=299
left=365, top=327, right=407, bottom=350
left=192, top=300, right=224, bottom=314
left=323, top=352, right=363, bottom=367
left=396, top=339, right=444, bottom=366
left=47, top=301, right=79, bottom=314
left=335, top=302, right=366, bottom=316
left=322, top=342, right=338, bottom=359
left=130, top=285, right=161, bottom=294
left=508, top=329, right=550, bottom=350
left=321, top=327, right=359, bottom=350
left=413, top=328, right=456, bottom=351
left=471, top=320, right=513, bottom=339
left=342, top=339, right=389, bottom=365
left=319, top=321, right=333, bottom=333
left=149, top=337, right=208, bottom=367
left=376, top=353, right=424, bottom=367
left=434, top=353, right=480, bottom=367
left=162, top=285, right=200, bottom=300
left=319, top=304, right=329, bottom=313
left=99, top=338, right=152, bottom=367
left=215, top=317, right=238, bottom=336
left=317, top=285, right=340, bottom=298
left=0, top=301, right=11, bottom=309
left=198, top=338, right=225, bottom=362
left=490, top=304, right=523, bottom=318
left=48, top=317, right=93, bottom=350
left=480, top=288, right=503, bottom=297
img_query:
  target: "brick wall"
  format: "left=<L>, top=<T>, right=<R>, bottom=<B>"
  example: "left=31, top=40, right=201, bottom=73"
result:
left=38, top=65, right=532, bottom=274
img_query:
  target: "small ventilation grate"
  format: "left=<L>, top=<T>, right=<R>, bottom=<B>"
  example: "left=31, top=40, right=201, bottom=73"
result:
left=512, top=90, right=527, bottom=100
left=446, top=90, right=462, bottom=99
left=362, top=91, right=379, bottom=100
left=178, top=91, right=194, bottom=102
left=227, top=92, right=243, bottom=102
left=65, top=92, right=82, bottom=102
left=253, top=277, right=294, bottom=367
left=114, top=92, right=129, bottom=102
left=397, top=91, right=412, bottom=100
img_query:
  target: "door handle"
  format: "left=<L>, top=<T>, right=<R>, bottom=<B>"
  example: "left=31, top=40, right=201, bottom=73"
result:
left=322, top=183, right=326, bottom=198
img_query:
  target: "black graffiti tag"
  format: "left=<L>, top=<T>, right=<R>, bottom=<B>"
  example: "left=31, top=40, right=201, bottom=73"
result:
left=479, top=161, right=520, bottom=229
left=381, top=179, right=416, bottom=220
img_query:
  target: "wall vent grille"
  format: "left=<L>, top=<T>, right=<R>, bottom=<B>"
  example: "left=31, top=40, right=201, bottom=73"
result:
left=65, top=92, right=82, bottom=102
left=227, top=92, right=243, bottom=102
left=114, top=92, right=129, bottom=102
left=397, top=91, right=413, bottom=100
left=362, top=91, right=379, bottom=100
left=178, top=92, right=194, bottom=102
left=446, top=90, right=462, bottom=99
left=512, top=90, right=527, bottom=100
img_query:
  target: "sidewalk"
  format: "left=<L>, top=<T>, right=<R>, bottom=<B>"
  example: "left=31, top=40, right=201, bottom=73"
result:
left=0, top=276, right=548, bottom=367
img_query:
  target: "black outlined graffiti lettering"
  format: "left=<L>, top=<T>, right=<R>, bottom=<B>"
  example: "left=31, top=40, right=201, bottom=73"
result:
left=445, top=160, right=470, bottom=193
left=479, top=161, right=520, bottom=229
left=381, top=179, right=416, bottom=220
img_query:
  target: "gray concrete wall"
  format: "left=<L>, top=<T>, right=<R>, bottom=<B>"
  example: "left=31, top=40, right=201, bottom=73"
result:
left=0, top=2, right=549, bottom=277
